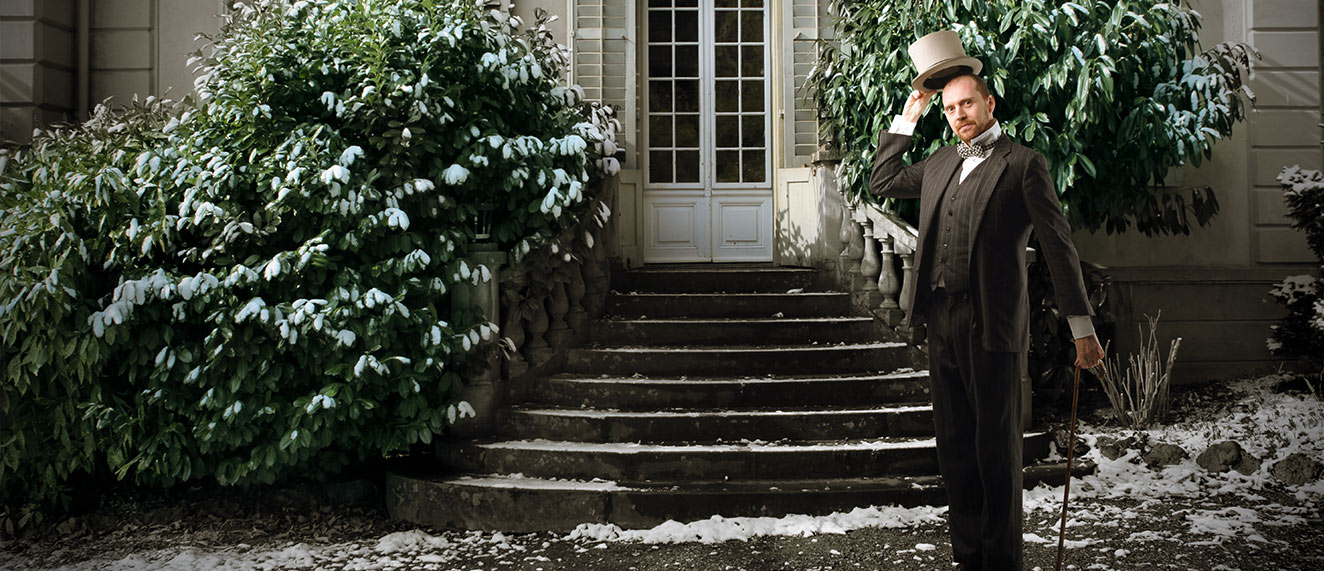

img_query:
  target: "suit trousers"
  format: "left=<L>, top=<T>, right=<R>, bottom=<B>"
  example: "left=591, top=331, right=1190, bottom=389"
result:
left=927, top=288, right=1024, bottom=571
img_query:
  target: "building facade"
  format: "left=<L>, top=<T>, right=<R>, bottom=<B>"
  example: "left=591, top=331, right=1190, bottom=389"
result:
left=2, top=0, right=1320, bottom=382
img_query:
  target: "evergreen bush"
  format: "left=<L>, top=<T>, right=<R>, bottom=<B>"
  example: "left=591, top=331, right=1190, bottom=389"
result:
left=0, top=0, right=617, bottom=530
left=1268, top=166, right=1324, bottom=390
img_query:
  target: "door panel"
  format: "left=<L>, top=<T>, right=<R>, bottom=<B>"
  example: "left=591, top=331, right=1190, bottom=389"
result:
left=644, top=192, right=711, bottom=262
left=712, top=191, right=773, bottom=261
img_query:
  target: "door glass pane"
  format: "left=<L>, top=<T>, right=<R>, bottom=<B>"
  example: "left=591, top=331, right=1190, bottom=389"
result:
left=714, top=46, right=738, bottom=77
left=648, top=10, right=671, bottom=42
left=741, top=115, right=764, bottom=147
left=715, top=80, right=738, bottom=113
left=742, top=46, right=763, bottom=77
left=650, top=151, right=673, bottom=183
left=741, top=0, right=763, bottom=6
left=715, top=11, right=737, bottom=42
left=715, top=0, right=737, bottom=6
left=716, top=116, right=739, bottom=148
left=650, top=116, right=673, bottom=146
left=741, top=80, right=763, bottom=112
left=649, top=46, right=672, bottom=78
left=742, top=149, right=765, bottom=183
left=675, top=80, right=699, bottom=112
left=740, top=10, right=762, bottom=42
left=675, top=10, right=698, bottom=42
left=716, top=151, right=740, bottom=182
left=676, top=151, right=700, bottom=183
left=675, top=115, right=700, bottom=147
left=675, top=45, right=699, bottom=78
left=649, top=80, right=672, bottom=112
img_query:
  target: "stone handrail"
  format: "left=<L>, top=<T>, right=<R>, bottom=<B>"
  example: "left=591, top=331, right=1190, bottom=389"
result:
left=836, top=201, right=920, bottom=329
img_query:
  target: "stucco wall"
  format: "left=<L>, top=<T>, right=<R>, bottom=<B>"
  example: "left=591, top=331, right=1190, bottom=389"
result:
left=1073, top=0, right=1322, bottom=268
left=0, top=0, right=76, bottom=142
left=0, top=0, right=223, bottom=144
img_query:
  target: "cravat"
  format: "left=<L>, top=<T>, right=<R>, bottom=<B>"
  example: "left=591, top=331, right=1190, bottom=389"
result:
left=956, top=140, right=992, bottom=159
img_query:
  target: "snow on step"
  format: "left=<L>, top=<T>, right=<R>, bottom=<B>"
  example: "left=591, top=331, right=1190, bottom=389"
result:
left=515, top=405, right=932, bottom=419
left=471, top=438, right=944, bottom=453
left=583, top=342, right=907, bottom=353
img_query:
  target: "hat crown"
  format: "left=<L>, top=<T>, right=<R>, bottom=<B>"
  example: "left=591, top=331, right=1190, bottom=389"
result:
left=908, top=30, right=968, bottom=70
left=907, top=30, right=983, bottom=91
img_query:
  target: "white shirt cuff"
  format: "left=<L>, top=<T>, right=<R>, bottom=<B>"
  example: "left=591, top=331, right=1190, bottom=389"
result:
left=1067, top=315, right=1096, bottom=340
left=889, top=116, right=916, bottom=136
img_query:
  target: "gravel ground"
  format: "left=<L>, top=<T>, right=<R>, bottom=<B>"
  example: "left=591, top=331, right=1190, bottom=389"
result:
left=2, top=376, right=1322, bottom=571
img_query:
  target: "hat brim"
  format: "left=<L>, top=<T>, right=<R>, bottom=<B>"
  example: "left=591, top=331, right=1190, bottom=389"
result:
left=911, top=56, right=984, bottom=91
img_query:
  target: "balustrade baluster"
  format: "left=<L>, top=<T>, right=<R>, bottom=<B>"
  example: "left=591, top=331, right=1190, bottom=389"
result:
left=899, top=251, right=915, bottom=324
left=522, top=293, right=552, bottom=367
left=860, top=221, right=880, bottom=293
left=565, top=259, right=588, bottom=334
left=877, top=234, right=906, bottom=326
left=546, top=271, right=572, bottom=348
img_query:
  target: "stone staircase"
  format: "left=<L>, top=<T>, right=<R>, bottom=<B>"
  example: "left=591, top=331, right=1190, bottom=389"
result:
left=387, top=264, right=1060, bottom=531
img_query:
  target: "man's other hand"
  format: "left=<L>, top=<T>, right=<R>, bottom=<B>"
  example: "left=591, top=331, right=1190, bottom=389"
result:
left=902, top=90, right=935, bottom=123
left=1074, top=334, right=1105, bottom=370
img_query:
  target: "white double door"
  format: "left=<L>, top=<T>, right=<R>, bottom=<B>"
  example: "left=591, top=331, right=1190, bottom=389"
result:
left=642, top=0, right=773, bottom=263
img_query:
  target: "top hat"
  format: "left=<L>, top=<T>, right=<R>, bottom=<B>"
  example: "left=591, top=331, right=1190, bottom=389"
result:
left=908, top=30, right=983, bottom=91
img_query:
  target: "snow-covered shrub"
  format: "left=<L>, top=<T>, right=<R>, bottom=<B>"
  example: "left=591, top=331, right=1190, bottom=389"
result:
left=0, top=0, right=616, bottom=529
left=1267, top=166, right=1324, bottom=389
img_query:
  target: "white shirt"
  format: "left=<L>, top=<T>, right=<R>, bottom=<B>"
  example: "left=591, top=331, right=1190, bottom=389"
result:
left=887, top=116, right=1096, bottom=340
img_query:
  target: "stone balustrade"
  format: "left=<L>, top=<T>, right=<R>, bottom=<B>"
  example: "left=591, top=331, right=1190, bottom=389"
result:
left=449, top=177, right=617, bottom=436
left=836, top=202, right=920, bottom=330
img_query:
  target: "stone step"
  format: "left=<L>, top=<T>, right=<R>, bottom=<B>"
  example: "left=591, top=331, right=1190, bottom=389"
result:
left=529, top=370, right=931, bottom=410
left=386, top=460, right=1087, bottom=532
left=437, top=433, right=1050, bottom=482
left=612, top=266, right=820, bottom=294
left=564, top=342, right=911, bottom=377
left=500, top=404, right=934, bottom=443
left=605, top=292, right=852, bottom=319
left=590, top=316, right=879, bottom=346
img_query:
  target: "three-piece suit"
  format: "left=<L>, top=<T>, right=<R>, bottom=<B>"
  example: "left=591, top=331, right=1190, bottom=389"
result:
left=869, top=128, right=1093, bottom=570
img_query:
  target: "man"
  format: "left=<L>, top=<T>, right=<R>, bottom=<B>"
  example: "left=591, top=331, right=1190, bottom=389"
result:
left=869, top=73, right=1106, bottom=570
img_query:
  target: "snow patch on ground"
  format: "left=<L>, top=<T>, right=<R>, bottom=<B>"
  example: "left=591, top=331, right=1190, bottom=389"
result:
left=567, top=505, right=948, bottom=544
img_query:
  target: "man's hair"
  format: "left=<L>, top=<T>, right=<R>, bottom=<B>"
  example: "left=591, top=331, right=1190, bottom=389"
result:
left=944, top=72, right=991, bottom=99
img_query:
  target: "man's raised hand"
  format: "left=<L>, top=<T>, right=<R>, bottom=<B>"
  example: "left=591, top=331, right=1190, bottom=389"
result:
left=902, top=90, right=935, bottom=123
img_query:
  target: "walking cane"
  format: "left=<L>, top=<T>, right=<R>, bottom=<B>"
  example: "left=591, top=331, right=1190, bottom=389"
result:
left=1054, top=364, right=1083, bottom=571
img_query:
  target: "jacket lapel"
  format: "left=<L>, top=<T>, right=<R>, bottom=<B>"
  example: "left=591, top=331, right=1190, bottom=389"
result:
left=965, top=136, right=1013, bottom=249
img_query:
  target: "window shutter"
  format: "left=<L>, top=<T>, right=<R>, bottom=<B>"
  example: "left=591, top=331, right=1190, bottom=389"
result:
left=572, top=0, right=635, bottom=168
left=782, top=0, right=834, bottom=168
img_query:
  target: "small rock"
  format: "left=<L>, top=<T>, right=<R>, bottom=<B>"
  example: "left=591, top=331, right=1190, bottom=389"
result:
left=1143, top=443, right=1187, bottom=468
left=54, top=517, right=84, bottom=537
left=1272, top=452, right=1324, bottom=485
left=1235, top=454, right=1262, bottom=476
left=1197, top=441, right=1257, bottom=474
left=1096, top=436, right=1139, bottom=461
left=1052, top=427, right=1089, bottom=457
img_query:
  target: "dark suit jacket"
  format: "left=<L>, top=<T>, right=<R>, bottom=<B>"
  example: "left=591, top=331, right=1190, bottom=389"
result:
left=869, top=130, right=1092, bottom=353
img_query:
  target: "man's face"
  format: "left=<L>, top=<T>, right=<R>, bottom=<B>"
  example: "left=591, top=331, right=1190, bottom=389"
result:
left=941, top=75, right=996, bottom=144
